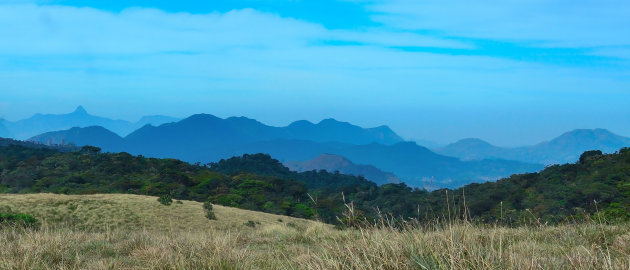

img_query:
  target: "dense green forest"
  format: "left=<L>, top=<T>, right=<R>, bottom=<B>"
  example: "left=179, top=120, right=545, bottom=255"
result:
left=1, top=142, right=629, bottom=225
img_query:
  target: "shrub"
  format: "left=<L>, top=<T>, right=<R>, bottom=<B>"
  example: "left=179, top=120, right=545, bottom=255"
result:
left=0, top=213, right=39, bottom=229
left=292, top=203, right=316, bottom=219
left=205, top=210, right=217, bottom=220
left=157, top=194, right=173, bottom=206
left=244, top=220, right=257, bottom=227
left=203, top=200, right=214, bottom=211
left=579, top=150, right=603, bottom=164
left=203, top=200, right=217, bottom=220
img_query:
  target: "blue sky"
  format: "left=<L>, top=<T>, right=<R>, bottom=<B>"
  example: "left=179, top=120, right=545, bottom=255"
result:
left=1, top=0, right=629, bottom=146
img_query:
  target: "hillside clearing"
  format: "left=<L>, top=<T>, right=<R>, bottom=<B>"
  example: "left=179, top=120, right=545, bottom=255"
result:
left=0, top=193, right=316, bottom=232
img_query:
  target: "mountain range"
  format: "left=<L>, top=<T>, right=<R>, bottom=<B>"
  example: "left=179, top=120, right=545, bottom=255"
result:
left=436, top=129, right=630, bottom=165
left=14, top=106, right=630, bottom=189
left=284, top=154, right=400, bottom=185
left=122, top=114, right=403, bottom=146
left=30, top=126, right=126, bottom=153
left=0, top=120, right=10, bottom=138
left=29, top=113, right=542, bottom=189
left=1, top=106, right=179, bottom=140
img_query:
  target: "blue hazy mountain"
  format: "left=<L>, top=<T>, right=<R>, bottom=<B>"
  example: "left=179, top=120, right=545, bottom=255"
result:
left=119, top=114, right=405, bottom=166
left=4, top=106, right=129, bottom=139
left=27, top=113, right=403, bottom=153
left=437, top=129, right=630, bottom=165
left=29, top=126, right=126, bottom=153
left=243, top=140, right=541, bottom=188
left=124, top=114, right=403, bottom=148
left=284, top=154, right=401, bottom=185
left=284, top=119, right=403, bottom=145
left=0, top=119, right=11, bottom=138
left=3, top=106, right=179, bottom=140
left=28, top=115, right=542, bottom=188
left=135, top=115, right=181, bottom=130
left=411, top=138, right=446, bottom=149
left=435, top=138, right=507, bottom=161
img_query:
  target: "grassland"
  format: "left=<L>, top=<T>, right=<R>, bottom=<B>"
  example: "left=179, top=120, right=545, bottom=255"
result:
left=1, top=193, right=629, bottom=269
left=0, top=193, right=315, bottom=232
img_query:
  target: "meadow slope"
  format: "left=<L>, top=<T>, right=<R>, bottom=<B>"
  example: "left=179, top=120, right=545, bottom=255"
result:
left=0, top=193, right=316, bottom=232
left=1, top=193, right=629, bottom=269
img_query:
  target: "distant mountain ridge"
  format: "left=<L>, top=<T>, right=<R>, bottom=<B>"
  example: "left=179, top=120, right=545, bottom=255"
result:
left=437, top=129, right=630, bottom=165
left=28, top=115, right=543, bottom=189
left=123, top=113, right=403, bottom=147
left=30, top=126, right=126, bottom=153
left=285, top=154, right=401, bottom=185
left=437, top=138, right=508, bottom=161
left=284, top=119, right=403, bottom=145
left=2, top=106, right=180, bottom=139
left=0, top=120, right=11, bottom=138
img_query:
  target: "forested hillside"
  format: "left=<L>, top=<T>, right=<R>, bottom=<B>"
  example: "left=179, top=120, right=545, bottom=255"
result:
left=285, top=154, right=401, bottom=185
left=1, top=143, right=629, bottom=225
left=0, top=144, right=381, bottom=223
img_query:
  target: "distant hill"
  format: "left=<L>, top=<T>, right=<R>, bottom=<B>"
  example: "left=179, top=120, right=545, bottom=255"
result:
left=411, top=138, right=446, bottom=149
left=521, top=129, right=630, bottom=164
left=29, top=126, right=126, bottom=152
left=0, top=120, right=11, bottom=138
left=3, top=106, right=179, bottom=139
left=8, top=107, right=400, bottom=145
left=325, top=142, right=541, bottom=188
left=437, top=138, right=509, bottom=161
left=237, top=140, right=542, bottom=188
left=29, top=121, right=543, bottom=189
left=124, top=114, right=403, bottom=147
left=30, top=113, right=403, bottom=161
left=284, top=119, right=403, bottom=145
left=437, top=129, right=630, bottom=165
left=285, top=154, right=400, bottom=185
left=135, top=115, right=181, bottom=129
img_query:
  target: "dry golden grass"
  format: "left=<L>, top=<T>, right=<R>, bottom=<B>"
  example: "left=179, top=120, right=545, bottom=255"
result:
left=0, top=193, right=315, bottom=231
left=1, top=193, right=629, bottom=269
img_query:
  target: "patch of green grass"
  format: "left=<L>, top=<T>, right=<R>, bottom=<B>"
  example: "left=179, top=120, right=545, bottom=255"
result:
left=0, top=213, right=39, bottom=228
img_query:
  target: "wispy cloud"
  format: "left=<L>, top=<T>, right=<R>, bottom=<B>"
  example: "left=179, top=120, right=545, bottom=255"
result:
left=360, top=0, right=630, bottom=50
left=0, top=4, right=471, bottom=56
left=591, top=47, right=630, bottom=60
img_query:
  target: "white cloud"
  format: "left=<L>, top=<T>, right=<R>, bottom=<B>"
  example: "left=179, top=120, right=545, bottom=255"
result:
left=0, top=4, right=473, bottom=56
left=0, top=5, right=323, bottom=54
